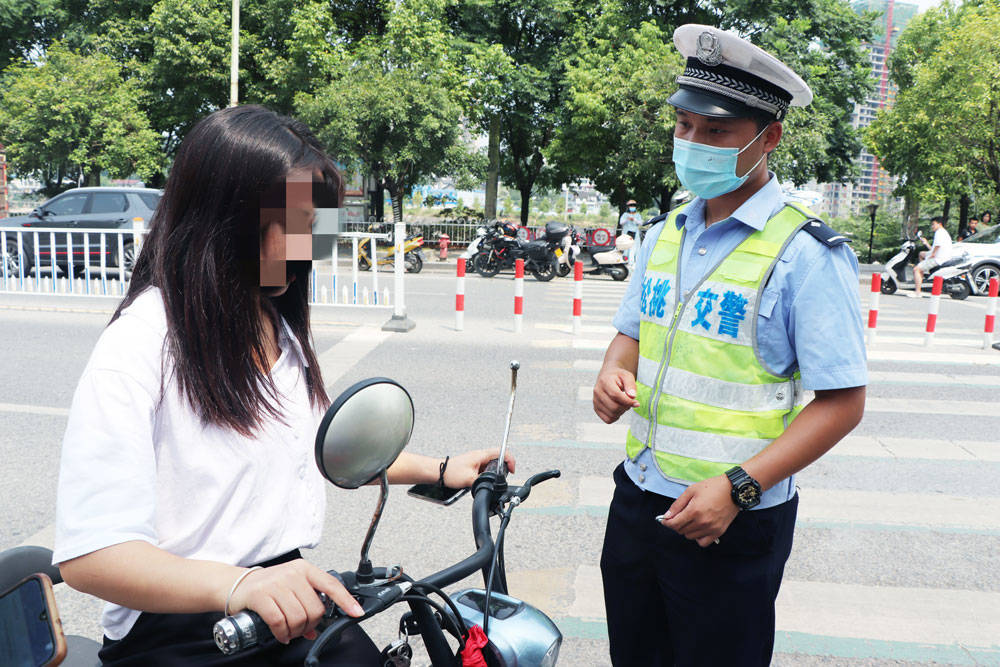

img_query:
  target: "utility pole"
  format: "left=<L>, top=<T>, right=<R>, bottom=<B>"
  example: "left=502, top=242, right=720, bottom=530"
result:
left=230, top=0, right=239, bottom=107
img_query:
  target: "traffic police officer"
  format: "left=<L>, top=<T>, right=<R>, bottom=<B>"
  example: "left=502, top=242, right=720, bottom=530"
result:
left=592, top=24, right=867, bottom=666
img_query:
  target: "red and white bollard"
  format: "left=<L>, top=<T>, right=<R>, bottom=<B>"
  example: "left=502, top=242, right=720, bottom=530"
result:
left=455, top=258, right=466, bottom=331
left=867, top=273, right=881, bottom=346
left=924, top=275, right=943, bottom=346
left=514, top=259, right=524, bottom=333
left=984, top=277, right=999, bottom=349
left=573, top=260, right=583, bottom=336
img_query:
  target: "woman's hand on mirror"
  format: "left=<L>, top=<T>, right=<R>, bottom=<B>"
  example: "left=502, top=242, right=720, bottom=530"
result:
left=443, top=448, right=516, bottom=489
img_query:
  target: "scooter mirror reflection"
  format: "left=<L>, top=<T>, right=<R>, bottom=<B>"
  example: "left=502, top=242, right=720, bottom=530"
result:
left=314, top=378, right=414, bottom=489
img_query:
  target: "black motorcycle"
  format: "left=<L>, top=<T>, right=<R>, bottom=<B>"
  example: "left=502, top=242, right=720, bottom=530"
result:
left=474, top=223, right=559, bottom=282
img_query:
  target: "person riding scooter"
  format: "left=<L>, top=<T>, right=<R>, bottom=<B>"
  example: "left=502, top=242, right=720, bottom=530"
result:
left=913, top=216, right=953, bottom=297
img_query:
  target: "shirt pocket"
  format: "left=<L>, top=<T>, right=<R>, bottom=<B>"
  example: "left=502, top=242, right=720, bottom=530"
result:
left=717, top=258, right=766, bottom=286
left=649, top=244, right=676, bottom=268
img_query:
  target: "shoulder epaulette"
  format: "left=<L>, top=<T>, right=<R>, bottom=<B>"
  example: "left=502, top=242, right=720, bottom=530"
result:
left=645, top=212, right=670, bottom=227
left=801, top=219, right=849, bottom=248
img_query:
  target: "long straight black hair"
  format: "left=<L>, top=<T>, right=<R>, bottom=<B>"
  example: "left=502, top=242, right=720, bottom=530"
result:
left=113, top=105, right=343, bottom=436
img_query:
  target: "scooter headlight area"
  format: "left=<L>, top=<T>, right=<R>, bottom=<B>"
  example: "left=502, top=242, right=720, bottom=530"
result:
left=452, top=589, right=562, bottom=667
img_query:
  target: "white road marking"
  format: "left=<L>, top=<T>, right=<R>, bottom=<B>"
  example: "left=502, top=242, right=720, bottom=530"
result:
left=0, top=403, right=70, bottom=416
left=567, top=474, right=1000, bottom=532
left=535, top=322, right=618, bottom=336
left=533, top=338, right=610, bottom=350
left=867, top=370, right=1000, bottom=386
left=867, top=348, right=1000, bottom=365
left=317, top=325, right=392, bottom=388
left=776, top=580, right=1000, bottom=647
left=864, top=396, right=997, bottom=415
left=833, top=435, right=1000, bottom=461
left=579, top=422, right=628, bottom=443
left=867, top=335, right=985, bottom=347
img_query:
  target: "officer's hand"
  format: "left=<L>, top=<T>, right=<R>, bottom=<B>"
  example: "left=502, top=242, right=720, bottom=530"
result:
left=593, top=368, right=640, bottom=424
left=658, top=476, right=739, bottom=548
left=226, top=559, right=364, bottom=644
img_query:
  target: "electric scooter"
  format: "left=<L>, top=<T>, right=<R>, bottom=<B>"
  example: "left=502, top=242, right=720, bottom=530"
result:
left=567, top=229, right=629, bottom=281
left=357, top=224, right=425, bottom=273
left=214, top=362, right=563, bottom=666
left=880, top=232, right=975, bottom=300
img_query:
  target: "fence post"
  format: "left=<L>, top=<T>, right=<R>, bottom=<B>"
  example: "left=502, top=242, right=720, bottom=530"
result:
left=573, top=260, right=584, bottom=335
left=984, top=277, right=999, bottom=349
left=455, top=258, right=465, bottom=331
left=924, top=275, right=943, bottom=346
left=514, top=259, right=524, bottom=333
left=382, top=221, right=415, bottom=332
left=866, top=273, right=881, bottom=346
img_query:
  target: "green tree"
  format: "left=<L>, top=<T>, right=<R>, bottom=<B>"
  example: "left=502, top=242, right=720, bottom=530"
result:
left=0, top=44, right=161, bottom=189
left=548, top=11, right=682, bottom=214
left=450, top=0, right=576, bottom=224
left=297, top=0, right=471, bottom=222
left=563, top=0, right=876, bottom=194
left=866, top=1, right=1000, bottom=232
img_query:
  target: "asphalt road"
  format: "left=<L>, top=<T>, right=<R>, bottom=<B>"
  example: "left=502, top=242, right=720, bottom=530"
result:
left=1, top=264, right=999, bottom=666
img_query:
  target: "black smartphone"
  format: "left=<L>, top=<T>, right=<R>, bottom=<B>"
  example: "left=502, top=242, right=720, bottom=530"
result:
left=407, top=483, right=469, bottom=506
left=0, top=574, right=67, bottom=666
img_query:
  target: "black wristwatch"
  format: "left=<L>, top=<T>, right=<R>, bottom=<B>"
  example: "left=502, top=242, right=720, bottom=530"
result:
left=725, top=466, right=762, bottom=510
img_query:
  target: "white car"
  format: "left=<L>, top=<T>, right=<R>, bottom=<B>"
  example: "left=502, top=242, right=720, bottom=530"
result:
left=953, top=224, right=1000, bottom=294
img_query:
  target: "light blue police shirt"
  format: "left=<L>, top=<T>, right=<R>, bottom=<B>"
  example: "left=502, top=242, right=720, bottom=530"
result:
left=612, top=174, right=868, bottom=509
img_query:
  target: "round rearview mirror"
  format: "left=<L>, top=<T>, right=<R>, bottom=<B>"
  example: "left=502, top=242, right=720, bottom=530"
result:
left=314, top=378, right=414, bottom=489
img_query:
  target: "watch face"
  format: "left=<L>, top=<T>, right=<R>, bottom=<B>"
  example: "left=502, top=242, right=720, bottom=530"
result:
left=736, top=482, right=761, bottom=508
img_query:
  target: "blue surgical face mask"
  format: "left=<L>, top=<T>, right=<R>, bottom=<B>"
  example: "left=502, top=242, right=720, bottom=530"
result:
left=672, top=125, right=769, bottom=200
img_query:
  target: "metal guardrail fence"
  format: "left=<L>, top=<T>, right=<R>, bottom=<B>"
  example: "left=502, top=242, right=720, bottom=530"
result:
left=0, top=226, right=410, bottom=310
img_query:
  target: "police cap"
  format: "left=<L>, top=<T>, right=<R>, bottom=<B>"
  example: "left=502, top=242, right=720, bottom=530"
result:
left=668, top=25, right=812, bottom=122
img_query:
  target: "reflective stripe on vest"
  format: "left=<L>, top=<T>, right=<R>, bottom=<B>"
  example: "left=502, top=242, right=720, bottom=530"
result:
left=626, top=203, right=812, bottom=484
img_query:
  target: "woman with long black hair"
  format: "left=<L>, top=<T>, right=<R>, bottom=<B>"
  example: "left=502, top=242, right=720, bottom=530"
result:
left=52, top=105, right=511, bottom=665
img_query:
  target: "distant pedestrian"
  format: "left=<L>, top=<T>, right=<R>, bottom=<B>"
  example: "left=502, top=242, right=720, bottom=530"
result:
left=618, top=200, right=643, bottom=239
left=982, top=211, right=993, bottom=227
left=958, top=216, right=979, bottom=240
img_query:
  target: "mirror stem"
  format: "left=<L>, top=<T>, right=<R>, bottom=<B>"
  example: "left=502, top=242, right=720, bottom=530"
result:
left=357, top=469, right=389, bottom=584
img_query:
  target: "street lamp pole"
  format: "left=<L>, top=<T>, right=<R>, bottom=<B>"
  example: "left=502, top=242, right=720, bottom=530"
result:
left=867, top=202, right=879, bottom=264
left=230, top=0, right=239, bottom=107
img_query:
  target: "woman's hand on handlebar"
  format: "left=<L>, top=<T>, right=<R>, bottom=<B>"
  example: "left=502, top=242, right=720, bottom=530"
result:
left=444, top=448, right=516, bottom=488
left=226, top=559, right=363, bottom=644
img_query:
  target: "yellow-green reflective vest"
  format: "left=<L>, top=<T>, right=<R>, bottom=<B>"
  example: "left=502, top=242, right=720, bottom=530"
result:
left=626, top=203, right=814, bottom=484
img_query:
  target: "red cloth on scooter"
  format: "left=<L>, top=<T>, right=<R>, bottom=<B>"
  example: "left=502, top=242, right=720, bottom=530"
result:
left=460, top=625, right=490, bottom=667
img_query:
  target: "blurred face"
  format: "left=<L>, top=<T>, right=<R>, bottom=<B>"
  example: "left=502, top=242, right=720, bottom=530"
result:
left=931, top=219, right=942, bottom=231
left=260, top=168, right=316, bottom=295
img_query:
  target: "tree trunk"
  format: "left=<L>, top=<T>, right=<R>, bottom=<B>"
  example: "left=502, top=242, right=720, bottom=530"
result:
left=903, top=192, right=919, bottom=239
left=86, top=166, right=101, bottom=187
left=519, top=188, right=531, bottom=225
left=484, top=115, right=500, bottom=220
left=958, top=193, right=970, bottom=237
left=657, top=185, right=676, bottom=213
left=941, top=197, right=951, bottom=225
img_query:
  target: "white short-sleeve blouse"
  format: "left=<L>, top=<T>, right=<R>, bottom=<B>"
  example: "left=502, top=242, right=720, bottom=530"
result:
left=53, top=288, right=327, bottom=640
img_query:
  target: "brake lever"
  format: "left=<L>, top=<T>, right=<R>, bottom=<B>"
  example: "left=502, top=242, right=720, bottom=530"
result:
left=503, top=469, right=561, bottom=505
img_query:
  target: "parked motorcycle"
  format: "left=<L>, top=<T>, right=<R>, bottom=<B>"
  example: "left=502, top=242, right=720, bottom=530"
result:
left=881, top=233, right=975, bottom=300
left=566, top=229, right=630, bottom=281
left=459, top=224, right=489, bottom=272
left=215, top=362, right=563, bottom=666
left=535, top=222, right=573, bottom=278
left=475, top=223, right=559, bottom=282
left=357, top=225, right=425, bottom=273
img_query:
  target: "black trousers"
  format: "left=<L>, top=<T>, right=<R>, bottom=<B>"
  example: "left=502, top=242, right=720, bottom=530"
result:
left=98, top=550, right=381, bottom=666
left=600, top=463, right=797, bottom=667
